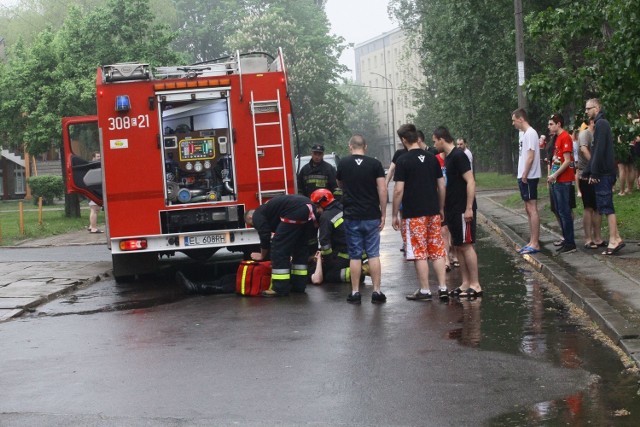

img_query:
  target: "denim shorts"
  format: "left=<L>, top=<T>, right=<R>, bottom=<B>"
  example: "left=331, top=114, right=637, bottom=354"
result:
left=344, top=218, right=381, bottom=259
left=594, top=175, right=616, bottom=215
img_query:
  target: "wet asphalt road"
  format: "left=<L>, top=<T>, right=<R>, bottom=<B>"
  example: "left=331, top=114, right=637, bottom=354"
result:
left=0, top=226, right=638, bottom=426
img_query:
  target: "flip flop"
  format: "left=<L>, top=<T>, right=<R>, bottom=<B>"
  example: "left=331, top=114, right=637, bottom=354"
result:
left=89, top=229, right=104, bottom=234
left=520, top=246, right=540, bottom=255
left=602, top=242, right=625, bottom=256
left=553, top=239, right=565, bottom=247
left=583, top=241, right=597, bottom=249
left=595, top=240, right=608, bottom=247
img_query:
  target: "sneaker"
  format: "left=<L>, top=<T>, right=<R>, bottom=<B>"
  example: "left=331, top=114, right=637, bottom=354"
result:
left=347, top=292, right=362, bottom=304
left=406, top=289, right=432, bottom=301
left=371, top=291, right=387, bottom=304
left=438, top=289, right=449, bottom=300
left=556, top=244, right=577, bottom=254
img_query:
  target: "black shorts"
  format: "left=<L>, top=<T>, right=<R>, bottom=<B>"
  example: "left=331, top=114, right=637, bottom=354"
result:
left=518, top=178, right=539, bottom=201
left=579, top=179, right=597, bottom=210
left=446, top=210, right=476, bottom=246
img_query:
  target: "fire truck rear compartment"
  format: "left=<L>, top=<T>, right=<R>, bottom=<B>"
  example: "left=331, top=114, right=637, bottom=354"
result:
left=160, top=206, right=244, bottom=234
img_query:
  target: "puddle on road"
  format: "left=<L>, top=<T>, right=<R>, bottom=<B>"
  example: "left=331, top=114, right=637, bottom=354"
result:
left=470, top=231, right=640, bottom=426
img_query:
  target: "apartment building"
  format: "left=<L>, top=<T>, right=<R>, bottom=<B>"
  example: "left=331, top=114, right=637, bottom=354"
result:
left=355, top=28, right=423, bottom=165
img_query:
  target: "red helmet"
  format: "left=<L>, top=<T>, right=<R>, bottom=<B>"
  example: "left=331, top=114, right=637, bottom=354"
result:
left=310, top=188, right=334, bottom=208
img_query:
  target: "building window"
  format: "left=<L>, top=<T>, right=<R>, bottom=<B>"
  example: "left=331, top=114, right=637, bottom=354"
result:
left=14, top=166, right=25, bottom=195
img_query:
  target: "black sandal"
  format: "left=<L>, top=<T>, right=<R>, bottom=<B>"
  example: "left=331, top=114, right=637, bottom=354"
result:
left=449, top=287, right=465, bottom=297
left=463, top=288, right=483, bottom=298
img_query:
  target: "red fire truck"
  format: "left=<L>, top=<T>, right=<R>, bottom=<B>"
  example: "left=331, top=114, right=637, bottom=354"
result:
left=63, top=49, right=297, bottom=282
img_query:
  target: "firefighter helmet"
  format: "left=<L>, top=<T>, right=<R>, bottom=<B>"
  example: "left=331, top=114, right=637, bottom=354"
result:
left=310, top=188, right=334, bottom=208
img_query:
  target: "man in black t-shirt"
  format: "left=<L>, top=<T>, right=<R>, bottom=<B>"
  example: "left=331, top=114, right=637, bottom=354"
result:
left=392, top=124, right=448, bottom=301
left=336, top=134, right=387, bottom=304
left=432, top=126, right=482, bottom=299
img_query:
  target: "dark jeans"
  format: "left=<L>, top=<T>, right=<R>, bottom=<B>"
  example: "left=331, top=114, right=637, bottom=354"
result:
left=552, top=182, right=575, bottom=245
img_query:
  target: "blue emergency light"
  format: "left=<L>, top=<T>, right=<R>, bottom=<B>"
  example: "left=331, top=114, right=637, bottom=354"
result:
left=115, top=95, right=131, bottom=112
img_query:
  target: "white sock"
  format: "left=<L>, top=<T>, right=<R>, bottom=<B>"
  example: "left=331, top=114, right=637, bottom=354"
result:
left=420, top=289, right=431, bottom=295
left=439, top=286, right=447, bottom=291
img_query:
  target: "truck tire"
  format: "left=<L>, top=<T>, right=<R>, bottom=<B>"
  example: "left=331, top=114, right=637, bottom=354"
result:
left=112, top=252, right=159, bottom=283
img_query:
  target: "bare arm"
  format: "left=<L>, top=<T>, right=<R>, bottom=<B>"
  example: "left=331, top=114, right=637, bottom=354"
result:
left=437, top=177, right=446, bottom=220
left=385, top=162, right=396, bottom=186
left=376, top=176, right=388, bottom=230
left=461, top=170, right=475, bottom=222
left=392, top=181, right=404, bottom=231
left=521, top=149, right=534, bottom=183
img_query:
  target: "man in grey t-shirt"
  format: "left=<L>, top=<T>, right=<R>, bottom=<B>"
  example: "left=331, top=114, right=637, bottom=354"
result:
left=577, top=119, right=605, bottom=248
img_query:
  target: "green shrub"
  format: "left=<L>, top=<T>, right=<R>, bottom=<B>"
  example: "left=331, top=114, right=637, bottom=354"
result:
left=28, top=175, right=64, bottom=205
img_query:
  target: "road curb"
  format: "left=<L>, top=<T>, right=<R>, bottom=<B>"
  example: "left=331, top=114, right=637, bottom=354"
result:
left=477, top=210, right=640, bottom=369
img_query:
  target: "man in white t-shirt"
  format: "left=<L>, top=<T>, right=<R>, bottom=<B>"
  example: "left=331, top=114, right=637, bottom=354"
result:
left=512, top=108, right=541, bottom=254
left=456, top=138, right=473, bottom=172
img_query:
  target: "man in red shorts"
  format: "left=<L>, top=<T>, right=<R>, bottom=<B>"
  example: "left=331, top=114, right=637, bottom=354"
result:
left=392, top=124, right=448, bottom=300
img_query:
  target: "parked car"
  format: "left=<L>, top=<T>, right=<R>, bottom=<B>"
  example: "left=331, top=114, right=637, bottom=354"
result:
left=294, top=152, right=340, bottom=172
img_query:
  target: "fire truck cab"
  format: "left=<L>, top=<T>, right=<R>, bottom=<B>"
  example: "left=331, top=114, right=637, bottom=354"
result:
left=63, top=50, right=297, bottom=282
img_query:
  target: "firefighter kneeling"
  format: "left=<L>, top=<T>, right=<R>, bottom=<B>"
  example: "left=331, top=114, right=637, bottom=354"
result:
left=245, top=195, right=319, bottom=297
left=308, top=189, right=369, bottom=285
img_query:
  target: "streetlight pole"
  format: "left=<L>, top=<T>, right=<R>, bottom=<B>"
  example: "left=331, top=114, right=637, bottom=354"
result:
left=370, top=72, right=396, bottom=163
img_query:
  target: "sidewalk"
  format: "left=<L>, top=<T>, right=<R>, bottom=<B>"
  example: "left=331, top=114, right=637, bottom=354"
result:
left=477, top=190, right=640, bottom=368
left=0, top=229, right=111, bottom=322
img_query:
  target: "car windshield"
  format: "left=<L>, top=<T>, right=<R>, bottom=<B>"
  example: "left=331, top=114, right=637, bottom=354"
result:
left=295, top=154, right=339, bottom=171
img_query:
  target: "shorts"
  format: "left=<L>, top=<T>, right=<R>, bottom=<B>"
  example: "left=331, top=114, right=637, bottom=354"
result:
left=403, top=216, right=446, bottom=261
left=446, top=210, right=476, bottom=246
left=578, top=179, right=597, bottom=210
left=594, top=175, right=616, bottom=215
left=518, top=178, right=539, bottom=201
left=344, top=218, right=381, bottom=259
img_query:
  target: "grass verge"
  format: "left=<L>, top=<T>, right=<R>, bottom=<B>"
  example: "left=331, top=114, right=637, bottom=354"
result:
left=0, top=200, right=102, bottom=246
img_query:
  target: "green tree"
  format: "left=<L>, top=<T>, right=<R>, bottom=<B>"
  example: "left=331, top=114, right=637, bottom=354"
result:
left=527, top=0, right=640, bottom=134
left=390, top=0, right=519, bottom=173
left=223, top=0, right=349, bottom=151
left=335, top=81, right=379, bottom=156
left=0, top=0, right=181, bottom=156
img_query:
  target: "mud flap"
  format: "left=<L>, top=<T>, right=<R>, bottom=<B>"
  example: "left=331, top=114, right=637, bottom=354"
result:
left=112, top=252, right=159, bottom=283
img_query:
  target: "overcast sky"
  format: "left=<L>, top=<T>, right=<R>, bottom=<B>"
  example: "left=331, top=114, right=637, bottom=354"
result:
left=325, top=0, right=397, bottom=78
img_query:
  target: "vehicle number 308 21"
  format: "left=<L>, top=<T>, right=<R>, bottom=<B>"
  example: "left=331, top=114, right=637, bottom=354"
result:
left=107, top=114, right=150, bottom=130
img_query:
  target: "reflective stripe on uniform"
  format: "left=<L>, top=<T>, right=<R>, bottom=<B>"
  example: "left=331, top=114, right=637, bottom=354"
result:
left=272, top=268, right=290, bottom=280
left=291, top=263, right=308, bottom=276
left=330, top=212, right=343, bottom=228
left=321, top=245, right=332, bottom=256
left=337, top=252, right=349, bottom=259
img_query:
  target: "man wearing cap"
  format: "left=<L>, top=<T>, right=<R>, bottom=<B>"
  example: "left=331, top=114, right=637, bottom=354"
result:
left=297, top=144, right=338, bottom=198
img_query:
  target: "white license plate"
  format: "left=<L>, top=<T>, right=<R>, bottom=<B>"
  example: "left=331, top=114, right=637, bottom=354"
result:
left=183, top=234, right=226, bottom=246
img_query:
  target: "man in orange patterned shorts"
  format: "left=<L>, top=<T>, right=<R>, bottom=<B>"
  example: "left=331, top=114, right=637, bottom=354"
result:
left=392, top=124, right=449, bottom=300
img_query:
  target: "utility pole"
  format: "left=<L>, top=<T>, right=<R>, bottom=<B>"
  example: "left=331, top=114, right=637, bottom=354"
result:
left=514, top=0, right=527, bottom=110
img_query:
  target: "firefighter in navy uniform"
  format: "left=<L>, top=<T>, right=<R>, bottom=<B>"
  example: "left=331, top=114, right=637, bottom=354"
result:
left=297, top=144, right=338, bottom=198
left=244, top=194, right=319, bottom=297
left=308, top=189, right=368, bottom=284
